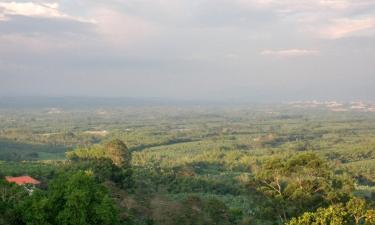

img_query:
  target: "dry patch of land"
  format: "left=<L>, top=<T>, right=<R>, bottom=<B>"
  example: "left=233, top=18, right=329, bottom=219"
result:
left=83, top=130, right=109, bottom=136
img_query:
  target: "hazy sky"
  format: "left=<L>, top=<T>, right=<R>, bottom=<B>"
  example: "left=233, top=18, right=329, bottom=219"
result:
left=0, top=0, right=375, bottom=101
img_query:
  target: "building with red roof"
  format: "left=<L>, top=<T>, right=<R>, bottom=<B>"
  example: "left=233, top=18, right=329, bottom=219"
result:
left=5, top=176, right=41, bottom=185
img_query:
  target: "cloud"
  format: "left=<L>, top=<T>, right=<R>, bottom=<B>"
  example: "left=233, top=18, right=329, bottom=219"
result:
left=0, top=0, right=374, bottom=101
left=237, top=0, right=371, bottom=12
left=0, top=1, right=97, bottom=53
left=261, top=49, right=320, bottom=57
left=318, top=17, right=375, bottom=39
left=237, top=0, right=375, bottom=38
left=92, top=8, right=159, bottom=47
left=0, top=1, right=94, bottom=23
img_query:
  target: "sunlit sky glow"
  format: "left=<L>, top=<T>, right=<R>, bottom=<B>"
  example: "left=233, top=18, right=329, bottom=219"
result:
left=1, top=0, right=375, bottom=101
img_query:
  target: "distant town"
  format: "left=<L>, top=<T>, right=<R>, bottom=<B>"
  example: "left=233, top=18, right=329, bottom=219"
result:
left=288, top=100, right=375, bottom=112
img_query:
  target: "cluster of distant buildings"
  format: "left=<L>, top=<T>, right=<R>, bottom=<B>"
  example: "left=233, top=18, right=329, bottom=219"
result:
left=289, top=101, right=375, bottom=112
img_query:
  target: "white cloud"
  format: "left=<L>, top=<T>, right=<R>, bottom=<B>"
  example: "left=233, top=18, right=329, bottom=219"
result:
left=0, top=1, right=94, bottom=23
left=261, top=49, right=320, bottom=57
left=237, top=0, right=375, bottom=38
left=92, top=8, right=159, bottom=47
left=0, top=32, right=92, bottom=54
left=318, top=17, right=375, bottom=39
left=237, top=0, right=369, bottom=12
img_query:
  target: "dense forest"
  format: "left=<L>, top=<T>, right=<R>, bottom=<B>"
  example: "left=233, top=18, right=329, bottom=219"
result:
left=0, top=103, right=374, bottom=224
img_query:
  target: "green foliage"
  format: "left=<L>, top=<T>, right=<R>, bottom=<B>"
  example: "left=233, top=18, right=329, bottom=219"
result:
left=255, top=152, right=354, bottom=222
left=127, top=194, right=234, bottom=225
left=20, top=171, right=119, bottom=225
left=0, top=161, right=58, bottom=178
left=287, top=197, right=374, bottom=225
left=1, top=105, right=375, bottom=224
left=67, top=139, right=131, bottom=169
left=66, top=139, right=133, bottom=189
left=0, top=180, right=28, bottom=225
left=0, top=138, right=66, bottom=161
left=70, top=158, right=133, bottom=189
left=104, top=139, right=131, bottom=168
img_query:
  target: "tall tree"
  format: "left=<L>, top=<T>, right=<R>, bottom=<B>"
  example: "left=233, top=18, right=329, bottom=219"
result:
left=105, top=139, right=131, bottom=168
left=255, top=153, right=353, bottom=223
left=66, top=139, right=133, bottom=189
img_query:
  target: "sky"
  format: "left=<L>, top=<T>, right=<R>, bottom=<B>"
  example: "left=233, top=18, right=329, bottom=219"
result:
left=0, top=0, right=375, bottom=102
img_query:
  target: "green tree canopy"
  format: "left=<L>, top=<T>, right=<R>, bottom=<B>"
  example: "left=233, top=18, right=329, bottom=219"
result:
left=66, top=139, right=131, bottom=169
left=255, top=152, right=354, bottom=223
left=66, top=139, right=133, bottom=189
left=20, top=171, right=119, bottom=225
left=0, top=180, right=28, bottom=225
left=287, top=197, right=375, bottom=225
left=104, top=139, right=131, bottom=168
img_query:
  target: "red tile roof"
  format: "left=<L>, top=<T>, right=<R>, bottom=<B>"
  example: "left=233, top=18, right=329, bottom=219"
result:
left=5, top=176, right=41, bottom=185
